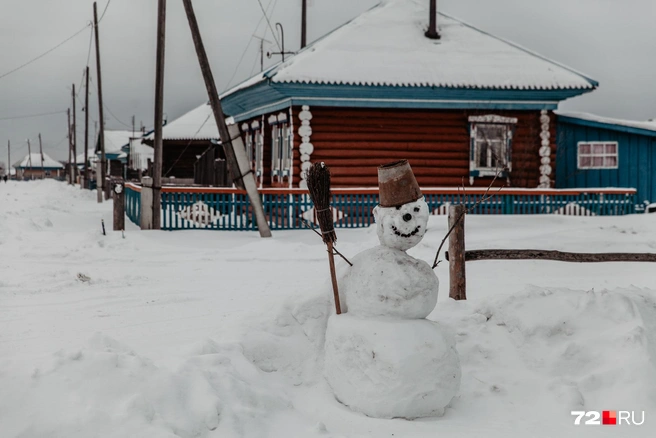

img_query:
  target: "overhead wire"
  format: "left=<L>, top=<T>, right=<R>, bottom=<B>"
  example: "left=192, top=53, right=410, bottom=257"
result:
left=225, top=0, right=278, bottom=89
left=163, top=113, right=212, bottom=177
left=0, top=110, right=67, bottom=122
left=256, top=0, right=282, bottom=52
left=0, top=24, right=92, bottom=81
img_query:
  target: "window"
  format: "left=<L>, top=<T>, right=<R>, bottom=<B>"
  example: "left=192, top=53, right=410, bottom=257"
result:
left=468, top=115, right=517, bottom=178
left=577, top=142, right=618, bottom=169
left=241, top=120, right=264, bottom=179
left=269, top=112, right=292, bottom=182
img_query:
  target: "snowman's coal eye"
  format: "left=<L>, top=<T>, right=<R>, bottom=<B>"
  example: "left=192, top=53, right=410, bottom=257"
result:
left=414, top=207, right=420, bottom=212
left=395, top=206, right=401, bottom=210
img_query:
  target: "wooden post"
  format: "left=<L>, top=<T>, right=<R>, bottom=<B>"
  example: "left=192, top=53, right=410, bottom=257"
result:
left=113, top=181, right=125, bottom=231
left=71, top=83, right=77, bottom=184
left=27, top=139, right=32, bottom=179
left=84, top=66, right=90, bottom=189
left=7, top=140, right=10, bottom=179
left=301, top=0, right=307, bottom=49
left=152, top=0, right=166, bottom=230
left=38, top=133, right=44, bottom=178
left=67, top=108, right=72, bottom=183
left=182, top=0, right=272, bottom=237
left=94, top=2, right=106, bottom=203
left=448, top=204, right=466, bottom=300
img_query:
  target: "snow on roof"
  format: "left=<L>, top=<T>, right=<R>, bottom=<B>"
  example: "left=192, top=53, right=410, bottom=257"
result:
left=75, top=149, right=96, bottom=164
left=144, top=103, right=218, bottom=141
left=557, top=111, right=656, bottom=133
left=226, top=0, right=595, bottom=93
left=144, top=103, right=233, bottom=141
left=102, top=130, right=139, bottom=155
left=14, top=152, right=64, bottom=169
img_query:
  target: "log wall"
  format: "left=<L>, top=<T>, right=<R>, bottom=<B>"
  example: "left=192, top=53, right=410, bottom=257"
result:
left=290, top=107, right=557, bottom=188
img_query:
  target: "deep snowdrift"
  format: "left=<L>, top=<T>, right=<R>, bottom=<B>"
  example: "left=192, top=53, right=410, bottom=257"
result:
left=1, top=180, right=655, bottom=437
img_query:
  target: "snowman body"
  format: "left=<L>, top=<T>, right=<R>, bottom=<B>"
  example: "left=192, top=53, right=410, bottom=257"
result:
left=324, top=198, right=461, bottom=419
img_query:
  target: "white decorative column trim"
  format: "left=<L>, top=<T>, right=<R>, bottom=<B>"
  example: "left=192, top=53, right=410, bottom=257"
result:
left=288, top=107, right=294, bottom=188
left=298, top=105, right=313, bottom=189
left=538, top=110, right=551, bottom=188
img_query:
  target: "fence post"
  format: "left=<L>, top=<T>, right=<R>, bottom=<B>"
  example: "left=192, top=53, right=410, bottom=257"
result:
left=113, top=179, right=125, bottom=231
left=141, top=176, right=154, bottom=229
left=448, top=204, right=466, bottom=300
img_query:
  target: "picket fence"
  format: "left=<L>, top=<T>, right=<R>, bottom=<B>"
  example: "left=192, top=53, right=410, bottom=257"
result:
left=124, top=184, right=636, bottom=231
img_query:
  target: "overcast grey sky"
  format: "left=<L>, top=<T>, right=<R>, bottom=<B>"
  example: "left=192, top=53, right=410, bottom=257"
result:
left=1, top=0, right=655, bottom=162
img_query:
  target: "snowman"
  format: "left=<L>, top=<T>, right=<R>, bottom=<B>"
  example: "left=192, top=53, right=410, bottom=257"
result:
left=324, top=160, right=461, bottom=419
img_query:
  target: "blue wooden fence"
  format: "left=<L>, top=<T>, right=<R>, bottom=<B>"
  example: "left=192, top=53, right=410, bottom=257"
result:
left=125, top=184, right=141, bottom=226
left=123, top=185, right=636, bottom=231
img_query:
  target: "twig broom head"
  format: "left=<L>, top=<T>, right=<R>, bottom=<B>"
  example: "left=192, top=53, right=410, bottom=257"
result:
left=306, top=162, right=336, bottom=244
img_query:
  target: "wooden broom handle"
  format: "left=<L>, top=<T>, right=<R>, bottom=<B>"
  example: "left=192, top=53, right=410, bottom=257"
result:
left=326, top=241, right=342, bottom=314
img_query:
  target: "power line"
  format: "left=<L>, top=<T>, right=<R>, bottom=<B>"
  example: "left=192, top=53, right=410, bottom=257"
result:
left=164, top=113, right=212, bottom=177
left=0, top=110, right=66, bottom=122
left=256, top=0, right=282, bottom=52
left=225, top=0, right=278, bottom=89
left=99, top=0, right=112, bottom=22
left=0, top=24, right=92, bottom=81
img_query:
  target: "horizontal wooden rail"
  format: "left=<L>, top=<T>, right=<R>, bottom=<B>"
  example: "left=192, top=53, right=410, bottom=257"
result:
left=446, top=249, right=656, bottom=263
left=125, top=184, right=637, bottom=196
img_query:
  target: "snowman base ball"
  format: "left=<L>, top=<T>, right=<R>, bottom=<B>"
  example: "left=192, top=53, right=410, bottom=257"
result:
left=324, top=314, right=461, bottom=419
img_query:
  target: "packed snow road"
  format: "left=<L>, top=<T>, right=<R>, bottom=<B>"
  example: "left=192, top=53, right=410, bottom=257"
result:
left=1, top=180, right=655, bottom=437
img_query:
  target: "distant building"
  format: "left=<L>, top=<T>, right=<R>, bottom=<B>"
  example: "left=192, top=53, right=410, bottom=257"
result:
left=556, top=111, right=656, bottom=210
left=14, top=153, right=64, bottom=180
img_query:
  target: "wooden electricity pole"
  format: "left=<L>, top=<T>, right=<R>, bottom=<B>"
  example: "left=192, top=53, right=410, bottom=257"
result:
left=94, top=1, right=106, bottom=203
left=38, top=133, right=44, bottom=178
left=27, top=138, right=32, bottom=179
left=7, top=140, right=10, bottom=179
left=67, top=108, right=72, bottom=184
left=84, top=66, right=90, bottom=187
left=301, top=0, right=307, bottom=48
left=182, top=0, right=272, bottom=237
left=72, top=83, right=77, bottom=184
left=151, top=0, right=166, bottom=229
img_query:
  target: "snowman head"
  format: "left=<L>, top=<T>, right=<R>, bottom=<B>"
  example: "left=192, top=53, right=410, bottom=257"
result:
left=374, top=197, right=429, bottom=251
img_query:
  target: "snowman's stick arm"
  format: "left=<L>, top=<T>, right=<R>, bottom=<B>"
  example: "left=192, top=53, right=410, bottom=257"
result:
left=431, top=173, right=504, bottom=269
left=301, top=219, right=353, bottom=266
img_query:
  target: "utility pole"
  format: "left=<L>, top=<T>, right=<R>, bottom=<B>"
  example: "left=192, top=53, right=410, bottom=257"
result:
left=27, top=138, right=32, bottom=179
left=152, top=0, right=166, bottom=229
left=67, top=108, right=72, bottom=184
left=84, top=66, right=90, bottom=188
left=182, top=0, right=272, bottom=237
left=7, top=140, right=10, bottom=180
left=94, top=1, right=106, bottom=203
left=72, top=83, right=77, bottom=184
left=38, top=133, right=44, bottom=178
left=301, top=0, right=307, bottom=49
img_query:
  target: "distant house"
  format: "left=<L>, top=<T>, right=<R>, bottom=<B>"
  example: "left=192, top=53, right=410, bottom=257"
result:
left=556, top=111, right=656, bottom=210
left=14, top=153, right=64, bottom=180
left=142, top=103, right=225, bottom=179
left=95, top=130, right=140, bottom=178
left=220, top=0, right=597, bottom=189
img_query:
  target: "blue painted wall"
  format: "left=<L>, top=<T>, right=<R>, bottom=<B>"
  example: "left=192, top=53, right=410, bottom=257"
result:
left=556, top=117, right=656, bottom=208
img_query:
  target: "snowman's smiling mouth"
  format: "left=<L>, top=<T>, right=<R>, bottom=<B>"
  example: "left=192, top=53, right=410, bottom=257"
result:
left=391, top=224, right=421, bottom=238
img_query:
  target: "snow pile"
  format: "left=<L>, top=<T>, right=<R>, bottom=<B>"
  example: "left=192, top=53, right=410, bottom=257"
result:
left=324, top=314, right=460, bottom=419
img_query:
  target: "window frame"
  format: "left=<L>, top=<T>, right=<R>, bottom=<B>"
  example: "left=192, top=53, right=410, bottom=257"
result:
left=468, top=115, right=517, bottom=178
left=577, top=141, right=619, bottom=170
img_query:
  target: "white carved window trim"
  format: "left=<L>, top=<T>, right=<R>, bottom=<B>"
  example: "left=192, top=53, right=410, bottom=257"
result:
left=468, top=115, right=517, bottom=178
left=270, top=112, right=292, bottom=181
left=577, top=141, right=618, bottom=169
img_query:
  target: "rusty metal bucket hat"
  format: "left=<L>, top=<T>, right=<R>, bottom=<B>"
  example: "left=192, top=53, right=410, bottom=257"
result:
left=377, top=160, right=423, bottom=207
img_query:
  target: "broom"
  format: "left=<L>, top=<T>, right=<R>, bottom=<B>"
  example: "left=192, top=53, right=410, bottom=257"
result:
left=306, top=162, right=342, bottom=314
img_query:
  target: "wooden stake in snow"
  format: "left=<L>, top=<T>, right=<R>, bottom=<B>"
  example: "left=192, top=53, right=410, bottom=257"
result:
left=306, top=162, right=342, bottom=314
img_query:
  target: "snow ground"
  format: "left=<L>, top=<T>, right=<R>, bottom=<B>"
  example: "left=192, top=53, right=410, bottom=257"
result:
left=1, top=180, right=655, bottom=437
